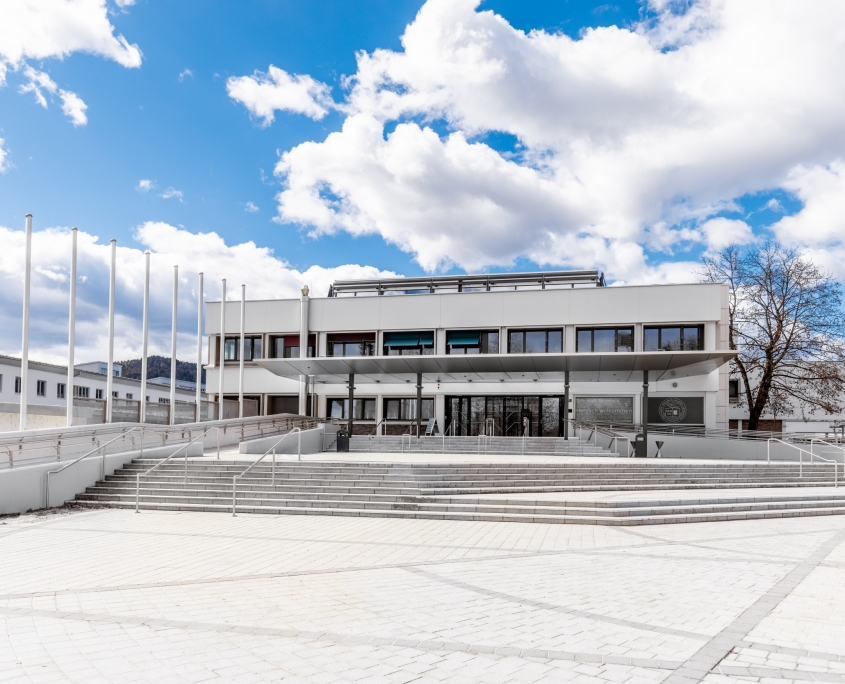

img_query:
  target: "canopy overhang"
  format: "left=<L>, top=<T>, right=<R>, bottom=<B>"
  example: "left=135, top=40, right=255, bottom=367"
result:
left=255, top=351, right=736, bottom=384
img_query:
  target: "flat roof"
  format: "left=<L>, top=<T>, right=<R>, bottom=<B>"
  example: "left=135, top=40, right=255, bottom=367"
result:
left=256, top=351, right=735, bottom=384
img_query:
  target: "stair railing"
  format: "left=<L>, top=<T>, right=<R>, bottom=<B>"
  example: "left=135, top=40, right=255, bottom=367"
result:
left=135, top=428, right=212, bottom=512
left=767, top=438, right=839, bottom=486
left=232, top=428, right=301, bottom=516
left=45, top=427, right=141, bottom=509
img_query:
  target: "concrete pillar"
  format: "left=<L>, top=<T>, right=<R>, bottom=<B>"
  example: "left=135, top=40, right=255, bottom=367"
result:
left=347, top=373, right=354, bottom=435
left=416, top=372, right=422, bottom=438
left=435, top=393, right=445, bottom=436
left=563, top=370, right=570, bottom=439
left=642, top=370, right=649, bottom=457
left=564, top=325, right=576, bottom=353
left=376, top=394, right=384, bottom=436
left=634, top=323, right=643, bottom=352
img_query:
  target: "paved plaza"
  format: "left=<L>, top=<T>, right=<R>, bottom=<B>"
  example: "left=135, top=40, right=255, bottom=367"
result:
left=1, top=507, right=844, bottom=683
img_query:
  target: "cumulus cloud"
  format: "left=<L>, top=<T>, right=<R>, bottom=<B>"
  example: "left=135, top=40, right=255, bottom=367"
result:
left=178, top=68, right=193, bottom=82
left=699, top=218, right=755, bottom=252
left=226, top=65, right=333, bottom=125
left=244, top=202, right=259, bottom=213
left=0, top=221, right=396, bottom=364
left=0, top=138, right=8, bottom=173
left=0, top=0, right=140, bottom=132
left=161, top=187, right=184, bottom=201
left=227, top=0, right=845, bottom=282
left=136, top=179, right=154, bottom=192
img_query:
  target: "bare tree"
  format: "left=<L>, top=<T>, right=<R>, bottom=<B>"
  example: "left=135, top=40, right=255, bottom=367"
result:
left=700, top=242, right=845, bottom=431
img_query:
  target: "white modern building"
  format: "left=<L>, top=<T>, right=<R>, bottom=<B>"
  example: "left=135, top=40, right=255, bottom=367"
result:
left=205, top=270, right=735, bottom=439
left=0, top=354, right=200, bottom=431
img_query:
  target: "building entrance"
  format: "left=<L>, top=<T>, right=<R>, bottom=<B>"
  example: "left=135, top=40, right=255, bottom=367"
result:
left=446, top=396, right=563, bottom=437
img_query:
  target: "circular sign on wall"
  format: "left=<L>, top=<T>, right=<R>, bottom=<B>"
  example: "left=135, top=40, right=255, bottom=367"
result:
left=657, top=398, right=687, bottom=423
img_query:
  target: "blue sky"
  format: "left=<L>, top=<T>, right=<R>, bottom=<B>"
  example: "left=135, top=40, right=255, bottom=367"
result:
left=1, top=0, right=844, bottom=362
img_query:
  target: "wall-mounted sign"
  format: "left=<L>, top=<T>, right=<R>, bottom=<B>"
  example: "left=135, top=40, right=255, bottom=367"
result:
left=648, top=396, right=704, bottom=425
left=574, top=396, right=633, bottom=424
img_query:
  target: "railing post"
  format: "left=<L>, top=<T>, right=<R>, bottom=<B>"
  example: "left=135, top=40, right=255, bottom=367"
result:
left=136, top=473, right=140, bottom=513
left=298, top=429, right=301, bottom=462
left=767, top=439, right=770, bottom=464
left=217, top=427, right=221, bottom=460
left=272, top=447, right=276, bottom=486
left=232, top=476, right=237, bottom=516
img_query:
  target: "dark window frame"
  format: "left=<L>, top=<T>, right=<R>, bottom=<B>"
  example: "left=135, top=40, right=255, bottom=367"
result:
left=643, top=325, right=704, bottom=352
left=446, top=330, right=500, bottom=355
left=328, top=397, right=376, bottom=420
left=15, top=376, right=21, bottom=394
left=223, top=335, right=263, bottom=362
left=575, top=327, right=634, bottom=353
left=269, top=335, right=315, bottom=359
left=36, top=379, right=46, bottom=397
left=383, top=397, right=435, bottom=421
left=383, top=331, right=435, bottom=356
left=57, top=383, right=66, bottom=399
left=327, top=333, right=376, bottom=357
left=507, top=329, right=563, bottom=354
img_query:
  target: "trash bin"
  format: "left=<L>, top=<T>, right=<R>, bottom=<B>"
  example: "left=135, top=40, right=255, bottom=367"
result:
left=634, top=433, right=646, bottom=458
left=336, top=429, right=350, bottom=453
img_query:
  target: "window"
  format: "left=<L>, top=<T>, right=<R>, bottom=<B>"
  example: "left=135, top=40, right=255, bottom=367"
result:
left=57, top=383, right=66, bottom=399
left=223, top=336, right=263, bottom=361
left=729, top=379, right=739, bottom=403
left=576, top=328, right=634, bottom=353
left=159, top=397, right=170, bottom=404
left=508, top=329, right=562, bottom=354
left=644, top=325, right=703, bottom=351
left=327, top=333, right=376, bottom=357
left=15, top=376, right=21, bottom=394
left=126, top=393, right=133, bottom=400
left=446, top=330, right=499, bottom=354
left=383, top=331, right=434, bottom=356
left=36, top=380, right=46, bottom=397
left=270, top=335, right=315, bottom=358
left=112, top=391, right=118, bottom=398
left=384, top=398, right=434, bottom=421
left=95, top=389, right=104, bottom=400
left=73, top=386, right=89, bottom=398
left=328, top=398, right=376, bottom=420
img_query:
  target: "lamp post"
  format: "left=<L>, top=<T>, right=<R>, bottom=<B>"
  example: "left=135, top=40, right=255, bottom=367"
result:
left=20, top=214, right=33, bottom=431
left=66, top=227, right=77, bottom=427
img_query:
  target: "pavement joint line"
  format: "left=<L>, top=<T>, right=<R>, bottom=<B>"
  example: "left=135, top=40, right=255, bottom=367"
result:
left=403, top=566, right=709, bottom=641
left=714, top=665, right=845, bottom=682
left=737, top=640, right=845, bottom=664
left=0, top=604, right=685, bottom=670
left=661, top=529, right=845, bottom=684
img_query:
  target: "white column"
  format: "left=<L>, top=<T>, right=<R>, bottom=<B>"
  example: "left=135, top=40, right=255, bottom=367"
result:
left=169, top=265, right=178, bottom=424
left=238, top=284, right=245, bottom=419
left=20, top=214, right=33, bottom=431
left=139, top=250, right=150, bottom=422
left=106, top=239, right=116, bottom=423
left=435, top=393, right=446, bottom=436
left=196, top=272, right=204, bottom=421
left=66, top=227, right=78, bottom=427
left=299, top=286, right=310, bottom=415
left=218, top=279, right=226, bottom=418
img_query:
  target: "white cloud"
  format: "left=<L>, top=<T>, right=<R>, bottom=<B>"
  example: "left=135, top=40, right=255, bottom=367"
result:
left=244, top=202, right=259, bottom=213
left=252, top=0, right=845, bottom=282
left=114, top=0, right=136, bottom=7
left=699, top=218, right=754, bottom=252
left=19, top=67, right=57, bottom=107
left=0, top=138, right=8, bottom=173
left=59, top=89, right=88, bottom=126
left=0, top=0, right=142, bottom=69
left=161, top=187, right=184, bottom=202
left=136, top=178, right=154, bottom=192
left=178, top=68, right=193, bottom=82
left=0, top=221, right=396, bottom=364
left=226, top=65, right=333, bottom=125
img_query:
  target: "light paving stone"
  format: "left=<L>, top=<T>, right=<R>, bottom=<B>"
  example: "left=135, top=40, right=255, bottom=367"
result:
left=1, top=508, right=845, bottom=682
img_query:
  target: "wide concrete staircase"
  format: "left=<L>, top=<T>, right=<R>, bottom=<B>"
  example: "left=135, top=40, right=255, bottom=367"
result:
left=339, top=435, right=615, bottom=455
left=74, top=459, right=845, bottom=525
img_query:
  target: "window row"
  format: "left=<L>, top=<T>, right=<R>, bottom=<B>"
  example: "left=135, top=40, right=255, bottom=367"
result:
left=217, top=324, right=705, bottom=360
left=328, top=397, right=435, bottom=421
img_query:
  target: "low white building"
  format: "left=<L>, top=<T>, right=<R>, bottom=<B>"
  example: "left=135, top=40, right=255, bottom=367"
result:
left=205, top=270, right=734, bottom=438
left=0, top=355, right=202, bottom=431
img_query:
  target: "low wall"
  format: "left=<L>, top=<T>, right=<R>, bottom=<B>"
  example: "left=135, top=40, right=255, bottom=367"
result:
left=0, top=442, right=206, bottom=515
left=239, top=424, right=336, bottom=455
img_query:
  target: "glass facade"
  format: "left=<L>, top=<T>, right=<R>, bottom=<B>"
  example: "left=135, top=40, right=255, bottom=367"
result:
left=446, top=330, right=499, bottom=354
left=576, top=328, right=634, bottom=352
left=446, top=395, right=565, bottom=436
left=383, top=331, right=435, bottom=355
left=327, top=333, right=376, bottom=357
left=644, top=325, right=703, bottom=351
left=507, top=329, right=562, bottom=354
left=270, top=335, right=315, bottom=358
left=224, top=336, right=262, bottom=361
left=384, top=398, right=434, bottom=421
left=329, top=398, right=376, bottom=420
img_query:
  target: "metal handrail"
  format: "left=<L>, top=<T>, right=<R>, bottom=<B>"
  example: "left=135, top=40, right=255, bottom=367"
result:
left=135, top=428, right=212, bottom=512
left=232, top=428, right=302, bottom=516
left=767, top=438, right=839, bottom=486
left=811, top=439, right=845, bottom=462
left=45, top=427, right=141, bottom=508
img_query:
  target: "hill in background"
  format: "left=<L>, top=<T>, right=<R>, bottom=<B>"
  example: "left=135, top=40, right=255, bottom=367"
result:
left=118, top=356, right=206, bottom=385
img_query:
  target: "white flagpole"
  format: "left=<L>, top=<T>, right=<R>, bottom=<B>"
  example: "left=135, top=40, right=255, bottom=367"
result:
left=140, top=250, right=150, bottom=422
left=106, top=239, right=116, bottom=423
left=218, top=279, right=226, bottom=419
left=196, top=272, right=203, bottom=422
left=169, top=265, right=178, bottom=424
left=66, top=228, right=78, bottom=427
left=20, top=214, right=33, bottom=431
left=238, top=284, right=245, bottom=419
